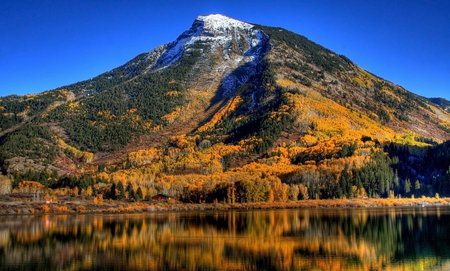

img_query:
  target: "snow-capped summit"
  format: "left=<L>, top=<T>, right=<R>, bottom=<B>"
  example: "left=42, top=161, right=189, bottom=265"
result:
left=195, top=14, right=254, bottom=33
left=152, top=14, right=267, bottom=70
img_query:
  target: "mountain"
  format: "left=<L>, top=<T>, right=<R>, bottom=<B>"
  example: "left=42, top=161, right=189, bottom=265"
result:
left=1, top=14, right=450, bottom=201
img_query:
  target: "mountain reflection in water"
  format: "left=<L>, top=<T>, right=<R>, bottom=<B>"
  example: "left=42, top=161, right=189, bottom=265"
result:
left=0, top=207, right=449, bottom=270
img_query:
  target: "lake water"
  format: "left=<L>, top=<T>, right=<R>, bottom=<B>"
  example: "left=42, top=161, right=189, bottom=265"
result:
left=0, top=206, right=449, bottom=270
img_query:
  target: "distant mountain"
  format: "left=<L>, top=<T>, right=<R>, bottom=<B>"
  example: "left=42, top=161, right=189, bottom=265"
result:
left=1, top=14, right=449, bottom=200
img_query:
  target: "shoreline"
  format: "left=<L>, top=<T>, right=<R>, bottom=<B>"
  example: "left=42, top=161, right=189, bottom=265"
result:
left=1, top=195, right=449, bottom=214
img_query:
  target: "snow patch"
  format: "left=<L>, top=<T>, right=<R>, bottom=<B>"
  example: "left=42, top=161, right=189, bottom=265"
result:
left=152, top=14, right=271, bottom=108
left=196, top=14, right=254, bottom=33
left=153, top=14, right=263, bottom=70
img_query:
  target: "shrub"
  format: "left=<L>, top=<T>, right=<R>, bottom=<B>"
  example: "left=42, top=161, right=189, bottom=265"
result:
left=40, top=205, right=50, bottom=213
left=53, top=205, right=68, bottom=213
left=76, top=205, right=86, bottom=213
left=93, top=194, right=103, bottom=205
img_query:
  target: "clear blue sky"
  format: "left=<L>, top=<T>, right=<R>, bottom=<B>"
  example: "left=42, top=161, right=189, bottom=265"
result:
left=1, top=0, right=449, bottom=100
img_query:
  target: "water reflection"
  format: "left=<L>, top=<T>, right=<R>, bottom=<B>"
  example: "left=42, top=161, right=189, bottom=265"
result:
left=0, top=207, right=449, bottom=270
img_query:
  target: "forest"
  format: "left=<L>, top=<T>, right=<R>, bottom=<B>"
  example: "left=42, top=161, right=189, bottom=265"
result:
left=4, top=135, right=450, bottom=205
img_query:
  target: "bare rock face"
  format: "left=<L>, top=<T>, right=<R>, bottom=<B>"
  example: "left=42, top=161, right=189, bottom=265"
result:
left=153, top=14, right=270, bottom=98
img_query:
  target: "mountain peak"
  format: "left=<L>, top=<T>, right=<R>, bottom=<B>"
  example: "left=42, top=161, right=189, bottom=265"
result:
left=153, top=14, right=261, bottom=70
left=195, top=14, right=254, bottom=32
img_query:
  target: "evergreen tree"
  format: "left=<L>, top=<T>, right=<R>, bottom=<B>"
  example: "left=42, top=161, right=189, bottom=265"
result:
left=136, top=187, right=143, bottom=201
left=126, top=182, right=135, bottom=199
left=340, top=165, right=353, bottom=198
left=107, top=183, right=117, bottom=200
left=414, top=180, right=421, bottom=191
left=124, top=158, right=132, bottom=170
left=404, top=179, right=411, bottom=195
left=117, top=181, right=125, bottom=199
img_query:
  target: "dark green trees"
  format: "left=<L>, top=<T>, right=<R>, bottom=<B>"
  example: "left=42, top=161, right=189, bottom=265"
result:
left=338, top=151, right=397, bottom=198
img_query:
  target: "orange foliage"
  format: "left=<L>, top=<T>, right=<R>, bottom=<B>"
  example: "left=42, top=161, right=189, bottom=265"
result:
left=161, top=107, right=181, bottom=123
left=82, top=72, right=423, bottom=204
left=17, top=181, right=45, bottom=193
left=169, top=135, right=192, bottom=149
left=166, top=91, right=180, bottom=96
left=128, top=148, right=162, bottom=167
left=198, top=96, right=243, bottom=132
left=56, top=137, right=94, bottom=163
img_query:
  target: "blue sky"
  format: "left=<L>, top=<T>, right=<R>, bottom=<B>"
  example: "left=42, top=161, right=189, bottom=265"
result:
left=1, top=0, right=449, bottom=100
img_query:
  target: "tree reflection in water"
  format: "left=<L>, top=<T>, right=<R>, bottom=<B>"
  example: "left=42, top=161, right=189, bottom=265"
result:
left=0, top=207, right=449, bottom=270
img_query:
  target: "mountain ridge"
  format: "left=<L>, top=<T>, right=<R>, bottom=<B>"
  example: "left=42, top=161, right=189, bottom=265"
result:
left=1, top=14, right=449, bottom=201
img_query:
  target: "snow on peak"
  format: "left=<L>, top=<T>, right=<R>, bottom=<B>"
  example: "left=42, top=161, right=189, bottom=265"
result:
left=152, top=14, right=264, bottom=70
left=195, top=14, right=254, bottom=32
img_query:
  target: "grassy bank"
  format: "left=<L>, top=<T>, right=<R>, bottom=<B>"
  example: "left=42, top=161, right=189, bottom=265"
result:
left=1, top=194, right=450, bottom=214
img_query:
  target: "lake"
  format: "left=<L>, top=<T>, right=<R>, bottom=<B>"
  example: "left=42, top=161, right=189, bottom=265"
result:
left=0, top=206, right=449, bottom=270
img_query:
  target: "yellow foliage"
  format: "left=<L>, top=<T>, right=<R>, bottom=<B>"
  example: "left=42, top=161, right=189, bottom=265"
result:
left=52, top=205, right=69, bottom=213
left=284, top=86, right=398, bottom=144
left=76, top=205, right=86, bottom=212
left=18, top=181, right=45, bottom=192
left=86, top=186, right=93, bottom=196
left=96, top=110, right=115, bottom=119
left=351, top=77, right=366, bottom=88
left=288, top=146, right=308, bottom=159
left=16, top=109, right=29, bottom=117
left=439, top=123, right=450, bottom=131
left=312, top=83, right=326, bottom=91
left=302, top=135, right=318, bottom=147
left=161, top=111, right=179, bottom=123
left=56, top=138, right=94, bottom=163
left=152, top=124, right=162, bottom=131
left=97, top=172, right=109, bottom=181
left=128, top=147, right=161, bottom=167
left=40, top=205, right=50, bottom=213
left=93, top=194, right=103, bottom=205
left=271, top=147, right=289, bottom=158
left=78, top=66, right=439, bottom=205
left=394, top=133, right=431, bottom=147
left=131, top=114, right=141, bottom=121
left=169, top=138, right=185, bottom=149
left=68, top=102, right=79, bottom=109
left=211, top=142, right=242, bottom=156
left=349, top=68, right=374, bottom=88
left=83, top=152, right=95, bottom=163
left=142, top=121, right=153, bottom=130
left=198, top=96, right=243, bottom=132
left=161, top=108, right=180, bottom=123
left=276, top=79, right=296, bottom=88
left=238, top=136, right=262, bottom=149
left=168, top=142, right=242, bottom=175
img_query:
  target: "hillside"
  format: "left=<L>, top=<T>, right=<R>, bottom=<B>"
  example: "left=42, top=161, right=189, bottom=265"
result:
left=1, top=14, right=450, bottom=202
